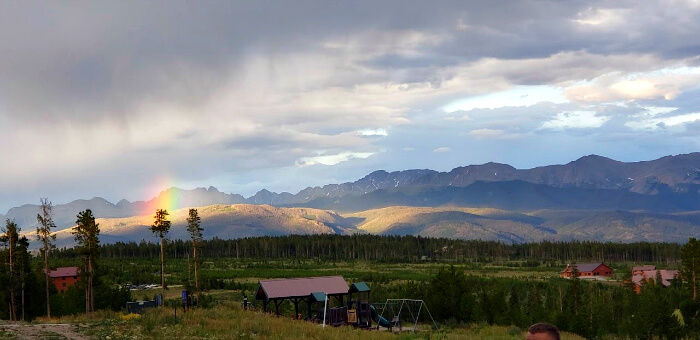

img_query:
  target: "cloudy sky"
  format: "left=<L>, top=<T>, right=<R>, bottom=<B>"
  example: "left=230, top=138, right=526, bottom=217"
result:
left=2, top=1, right=700, bottom=212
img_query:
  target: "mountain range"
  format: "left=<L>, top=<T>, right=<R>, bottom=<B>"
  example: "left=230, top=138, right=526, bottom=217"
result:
left=4, top=153, right=700, bottom=245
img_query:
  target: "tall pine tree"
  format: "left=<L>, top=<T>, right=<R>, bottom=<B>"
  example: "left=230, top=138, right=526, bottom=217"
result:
left=36, top=198, right=56, bottom=318
left=73, top=209, right=100, bottom=313
left=186, top=208, right=203, bottom=295
left=150, top=209, right=171, bottom=300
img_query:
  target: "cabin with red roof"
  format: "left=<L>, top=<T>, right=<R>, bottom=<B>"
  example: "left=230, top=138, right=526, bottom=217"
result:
left=560, top=263, right=613, bottom=278
left=630, top=267, right=679, bottom=293
left=48, top=267, right=79, bottom=293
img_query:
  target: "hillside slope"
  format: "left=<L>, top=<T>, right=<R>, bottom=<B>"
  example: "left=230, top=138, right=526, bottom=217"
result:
left=347, top=206, right=550, bottom=243
left=347, top=206, right=700, bottom=243
left=296, top=180, right=700, bottom=213
left=42, top=204, right=356, bottom=249
left=29, top=204, right=700, bottom=248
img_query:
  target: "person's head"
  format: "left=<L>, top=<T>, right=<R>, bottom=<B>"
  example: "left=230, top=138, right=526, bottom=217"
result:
left=526, top=323, right=560, bottom=340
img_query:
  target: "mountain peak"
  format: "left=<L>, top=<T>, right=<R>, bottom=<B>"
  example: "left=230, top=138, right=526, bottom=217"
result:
left=364, top=170, right=389, bottom=179
left=573, top=154, right=617, bottom=164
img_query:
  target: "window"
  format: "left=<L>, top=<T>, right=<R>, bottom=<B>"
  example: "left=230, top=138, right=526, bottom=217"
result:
left=62, top=283, right=66, bottom=287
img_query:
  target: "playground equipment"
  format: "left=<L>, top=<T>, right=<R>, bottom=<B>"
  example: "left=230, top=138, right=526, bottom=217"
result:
left=374, top=299, right=438, bottom=332
left=254, top=276, right=439, bottom=332
left=369, top=304, right=392, bottom=328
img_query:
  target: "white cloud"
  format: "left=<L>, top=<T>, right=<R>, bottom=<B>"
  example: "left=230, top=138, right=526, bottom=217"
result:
left=433, top=147, right=451, bottom=153
left=564, top=66, right=700, bottom=103
left=572, top=8, right=630, bottom=27
left=626, top=112, right=700, bottom=130
left=443, top=85, right=567, bottom=113
left=468, top=128, right=505, bottom=139
left=540, top=111, right=611, bottom=130
left=356, top=128, right=389, bottom=136
left=296, top=151, right=375, bottom=166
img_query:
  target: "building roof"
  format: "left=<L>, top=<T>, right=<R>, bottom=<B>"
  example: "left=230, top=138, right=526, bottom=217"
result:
left=632, top=269, right=679, bottom=287
left=349, top=282, right=371, bottom=293
left=255, top=276, right=349, bottom=300
left=309, top=292, right=327, bottom=303
left=560, top=263, right=608, bottom=273
left=633, top=265, right=656, bottom=272
left=48, top=267, right=78, bottom=278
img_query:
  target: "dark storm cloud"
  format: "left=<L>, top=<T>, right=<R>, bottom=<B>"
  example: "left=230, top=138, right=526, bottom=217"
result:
left=2, top=1, right=700, bottom=212
left=4, top=1, right=699, bottom=122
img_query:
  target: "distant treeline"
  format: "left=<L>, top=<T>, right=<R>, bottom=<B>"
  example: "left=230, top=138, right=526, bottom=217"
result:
left=53, top=234, right=683, bottom=264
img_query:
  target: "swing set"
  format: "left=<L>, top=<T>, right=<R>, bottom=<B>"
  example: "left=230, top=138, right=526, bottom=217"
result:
left=374, top=299, right=438, bottom=332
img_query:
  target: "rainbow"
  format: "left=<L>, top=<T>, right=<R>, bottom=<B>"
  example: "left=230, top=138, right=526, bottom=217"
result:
left=142, top=177, right=183, bottom=215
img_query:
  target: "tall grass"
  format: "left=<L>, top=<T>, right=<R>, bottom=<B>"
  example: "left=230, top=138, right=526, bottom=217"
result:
left=58, top=302, right=585, bottom=340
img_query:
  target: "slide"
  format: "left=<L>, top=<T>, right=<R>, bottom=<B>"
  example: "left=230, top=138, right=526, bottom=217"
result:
left=369, top=304, right=392, bottom=328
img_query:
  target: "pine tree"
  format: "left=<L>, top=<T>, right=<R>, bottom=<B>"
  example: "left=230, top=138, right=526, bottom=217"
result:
left=186, top=208, right=203, bottom=295
left=150, top=209, right=171, bottom=300
left=36, top=198, right=56, bottom=318
left=73, top=209, right=100, bottom=313
left=681, top=238, right=700, bottom=299
left=1, top=219, right=19, bottom=320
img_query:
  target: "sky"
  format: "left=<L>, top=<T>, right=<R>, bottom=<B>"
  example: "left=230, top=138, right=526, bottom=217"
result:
left=2, top=1, right=700, bottom=213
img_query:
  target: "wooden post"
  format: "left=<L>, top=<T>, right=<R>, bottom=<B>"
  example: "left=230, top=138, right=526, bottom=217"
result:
left=293, top=298, right=300, bottom=319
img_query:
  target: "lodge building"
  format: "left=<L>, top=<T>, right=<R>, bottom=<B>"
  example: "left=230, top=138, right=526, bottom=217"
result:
left=48, top=267, right=79, bottom=293
left=560, top=263, right=613, bottom=278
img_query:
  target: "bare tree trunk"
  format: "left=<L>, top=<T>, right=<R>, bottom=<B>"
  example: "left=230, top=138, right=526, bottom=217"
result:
left=194, top=240, right=199, bottom=295
left=161, top=237, right=166, bottom=301
left=85, top=283, right=89, bottom=313
left=9, top=240, right=15, bottom=321
left=85, top=257, right=93, bottom=313
left=21, top=283, right=24, bottom=321
left=90, top=258, right=94, bottom=313
left=44, top=249, right=51, bottom=319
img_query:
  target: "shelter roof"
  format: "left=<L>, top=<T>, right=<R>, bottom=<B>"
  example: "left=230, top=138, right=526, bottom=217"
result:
left=309, top=292, right=327, bottom=303
left=256, top=276, right=349, bottom=300
left=48, top=267, right=78, bottom=278
left=561, top=263, right=607, bottom=273
left=349, top=282, right=371, bottom=293
left=633, top=265, right=656, bottom=272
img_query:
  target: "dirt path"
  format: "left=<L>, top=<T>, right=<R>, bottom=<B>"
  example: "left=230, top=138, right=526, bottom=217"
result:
left=0, top=323, right=89, bottom=340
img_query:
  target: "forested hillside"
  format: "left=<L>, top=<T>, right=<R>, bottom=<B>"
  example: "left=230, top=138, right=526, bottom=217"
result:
left=53, top=234, right=683, bottom=264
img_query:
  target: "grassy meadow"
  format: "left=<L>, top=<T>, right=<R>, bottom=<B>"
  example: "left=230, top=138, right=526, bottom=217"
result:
left=31, top=300, right=586, bottom=340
